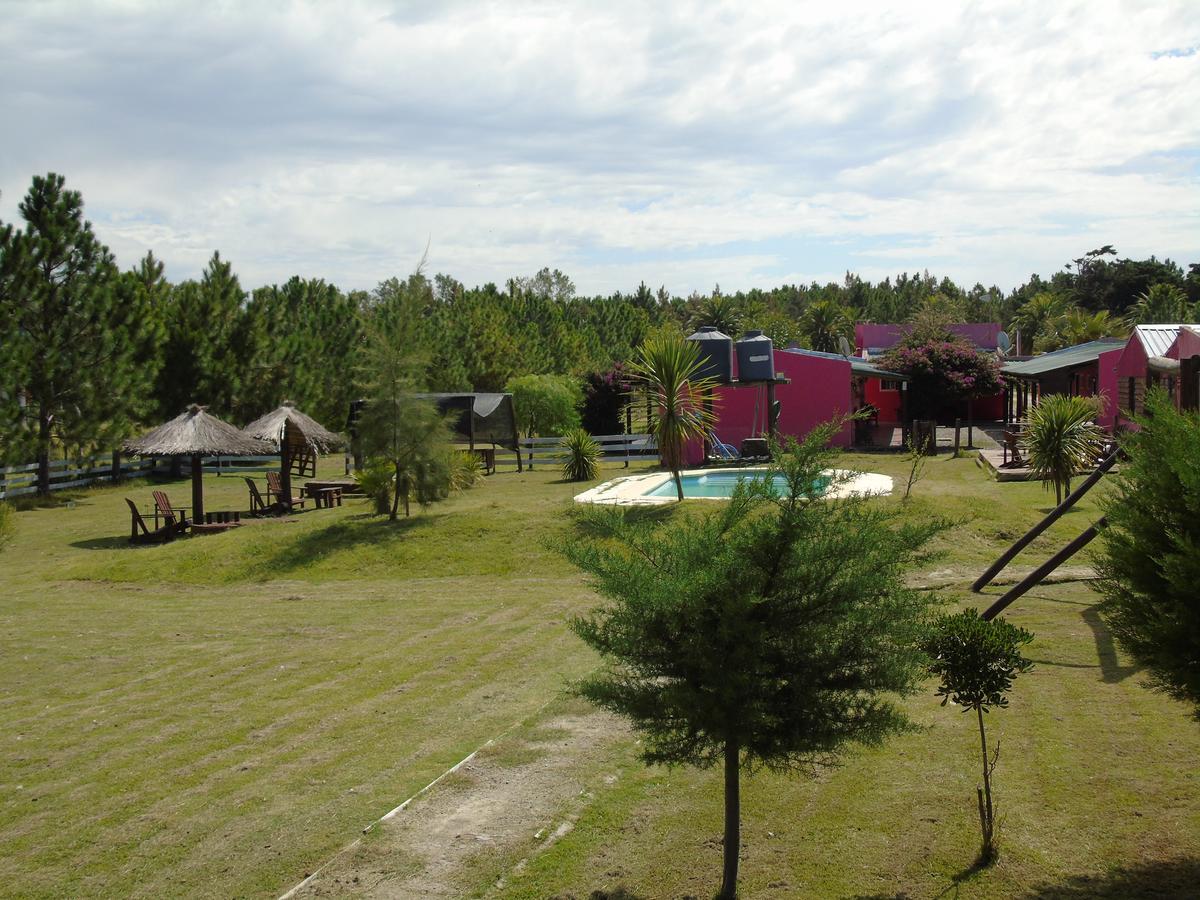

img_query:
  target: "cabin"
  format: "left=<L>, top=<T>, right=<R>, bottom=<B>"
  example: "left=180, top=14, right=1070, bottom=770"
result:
left=1001, top=339, right=1125, bottom=430
left=1113, top=324, right=1192, bottom=427
left=855, top=323, right=1006, bottom=423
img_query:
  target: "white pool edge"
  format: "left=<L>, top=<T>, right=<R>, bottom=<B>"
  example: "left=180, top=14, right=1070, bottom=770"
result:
left=573, top=467, right=893, bottom=506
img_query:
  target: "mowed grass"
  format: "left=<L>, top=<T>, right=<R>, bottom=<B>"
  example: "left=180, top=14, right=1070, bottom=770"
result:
left=1, top=451, right=1198, bottom=898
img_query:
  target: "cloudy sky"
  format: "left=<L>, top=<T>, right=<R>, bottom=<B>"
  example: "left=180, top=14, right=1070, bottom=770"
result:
left=1, top=0, right=1197, bottom=295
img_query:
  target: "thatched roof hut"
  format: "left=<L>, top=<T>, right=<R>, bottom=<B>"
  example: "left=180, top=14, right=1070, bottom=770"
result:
left=125, top=405, right=273, bottom=520
left=242, top=402, right=344, bottom=452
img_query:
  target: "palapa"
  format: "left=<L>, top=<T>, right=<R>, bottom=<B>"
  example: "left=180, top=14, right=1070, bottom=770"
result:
left=125, top=404, right=274, bottom=521
left=241, top=401, right=344, bottom=452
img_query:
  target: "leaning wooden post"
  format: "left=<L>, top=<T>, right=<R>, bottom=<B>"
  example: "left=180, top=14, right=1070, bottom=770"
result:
left=982, top=517, right=1108, bottom=620
left=972, top=448, right=1119, bottom=592
left=191, top=453, right=205, bottom=523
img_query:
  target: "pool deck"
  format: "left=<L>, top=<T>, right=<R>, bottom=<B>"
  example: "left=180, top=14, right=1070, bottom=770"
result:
left=574, top=467, right=894, bottom=506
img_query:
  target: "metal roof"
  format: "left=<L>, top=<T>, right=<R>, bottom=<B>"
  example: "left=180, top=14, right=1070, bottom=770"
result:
left=1001, top=339, right=1126, bottom=379
left=779, top=347, right=909, bottom=381
left=1133, top=324, right=1187, bottom=358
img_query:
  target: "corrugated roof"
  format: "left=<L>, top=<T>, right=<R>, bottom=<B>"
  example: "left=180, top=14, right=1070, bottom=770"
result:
left=779, top=347, right=908, bottom=381
left=1002, top=339, right=1126, bottom=379
left=1134, top=324, right=1187, bottom=358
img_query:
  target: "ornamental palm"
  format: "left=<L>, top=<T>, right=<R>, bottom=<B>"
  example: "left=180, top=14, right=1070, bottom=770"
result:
left=800, top=299, right=854, bottom=353
left=1011, top=292, right=1067, bottom=353
left=629, top=335, right=718, bottom=501
left=1021, top=394, right=1103, bottom=504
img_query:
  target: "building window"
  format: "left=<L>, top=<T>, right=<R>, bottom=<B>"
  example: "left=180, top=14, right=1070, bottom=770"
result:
left=880, top=379, right=902, bottom=392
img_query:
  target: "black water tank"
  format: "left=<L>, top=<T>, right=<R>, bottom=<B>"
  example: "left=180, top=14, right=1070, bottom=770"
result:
left=735, top=330, right=775, bottom=382
left=685, top=326, right=733, bottom=383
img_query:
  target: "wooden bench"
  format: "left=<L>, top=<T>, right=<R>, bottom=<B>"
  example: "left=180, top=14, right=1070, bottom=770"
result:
left=306, top=485, right=343, bottom=508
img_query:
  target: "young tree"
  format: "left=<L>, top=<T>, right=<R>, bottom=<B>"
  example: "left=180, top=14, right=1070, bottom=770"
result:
left=628, top=336, right=717, bottom=501
left=354, top=323, right=452, bottom=521
left=921, top=609, right=1033, bottom=863
left=505, top=373, right=582, bottom=438
left=0, top=173, right=150, bottom=491
left=563, top=427, right=947, bottom=898
left=1098, top=389, right=1200, bottom=720
left=1021, top=394, right=1104, bottom=504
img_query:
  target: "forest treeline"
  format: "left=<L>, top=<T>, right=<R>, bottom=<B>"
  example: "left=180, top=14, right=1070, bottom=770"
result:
left=2, top=172, right=1198, bottom=468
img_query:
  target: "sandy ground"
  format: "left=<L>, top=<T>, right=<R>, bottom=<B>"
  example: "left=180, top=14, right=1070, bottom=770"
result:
left=293, top=709, right=630, bottom=898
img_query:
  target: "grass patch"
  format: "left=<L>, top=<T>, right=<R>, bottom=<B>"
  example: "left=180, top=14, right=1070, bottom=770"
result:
left=0, top=452, right=1196, bottom=898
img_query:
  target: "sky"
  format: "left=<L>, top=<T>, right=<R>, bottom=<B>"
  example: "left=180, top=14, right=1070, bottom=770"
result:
left=1, top=0, right=1197, bottom=296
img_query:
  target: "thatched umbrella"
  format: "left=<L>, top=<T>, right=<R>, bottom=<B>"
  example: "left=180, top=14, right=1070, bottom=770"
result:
left=125, top=405, right=273, bottom=522
left=242, top=401, right=344, bottom=509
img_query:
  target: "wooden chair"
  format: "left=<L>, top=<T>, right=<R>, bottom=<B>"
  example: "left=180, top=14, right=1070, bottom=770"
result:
left=266, top=471, right=307, bottom=510
left=126, top=498, right=175, bottom=545
left=151, top=490, right=191, bottom=534
left=245, top=477, right=271, bottom=515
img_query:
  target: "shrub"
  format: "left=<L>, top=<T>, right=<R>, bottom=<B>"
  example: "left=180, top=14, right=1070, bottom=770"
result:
left=1021, top=394, right=1104, bottom=504
left=354, top=464, right=394, bottom=516
left=1098, top=389, right=1200, bottom=720
left=921, top=609, right=1033, bottom=864
left=449, top=450, right=485, bottom=491
left=560, top=428, right=600, bottom=482
left=878, top=329, right=1002, bottom=421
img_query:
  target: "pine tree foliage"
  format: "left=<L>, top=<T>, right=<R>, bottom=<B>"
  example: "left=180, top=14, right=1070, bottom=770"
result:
left=1097, top=389, right=1200, bottom=720
left=563, top=426, right=948, bottom=896
left=0, top=173, right=151, bottom=488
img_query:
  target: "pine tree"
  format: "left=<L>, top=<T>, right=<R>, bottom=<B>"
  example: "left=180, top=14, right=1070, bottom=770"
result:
left=0, top=173, right=145, bottom=492
left=563, top=427, right=947, bottom=898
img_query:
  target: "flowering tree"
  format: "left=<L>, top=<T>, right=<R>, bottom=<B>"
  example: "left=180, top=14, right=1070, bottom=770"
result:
left=879, top=334, right=1002, bottom=421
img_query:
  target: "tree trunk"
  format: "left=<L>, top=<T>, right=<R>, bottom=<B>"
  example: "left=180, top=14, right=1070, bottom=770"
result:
left=389, top=463, right=401, bottom=521
left=976, top=706, right=995, bottom=860
left=37, top=405, right=52, bottom=496
left=718, top=737, right=740, bottom=899
left=673, top=467, right=684, bottom=501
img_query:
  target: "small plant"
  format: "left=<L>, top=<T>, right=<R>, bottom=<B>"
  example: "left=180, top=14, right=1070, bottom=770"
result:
left=922, top=609, right=1033, bottom=864
left=560, top=428, right=600, bottom=482
left=1021, top=394, right=1103, bottom=504
left=449, top=450, right=485, bottom=491
left=902, top=434, right=928, bottom=501
left=353, top=464, right=394, bottom=516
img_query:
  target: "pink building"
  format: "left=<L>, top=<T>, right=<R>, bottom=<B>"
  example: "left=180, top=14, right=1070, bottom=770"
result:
left=686, top=346, right=909, bottom=464
left=856, top=323, right=1006, bottom=423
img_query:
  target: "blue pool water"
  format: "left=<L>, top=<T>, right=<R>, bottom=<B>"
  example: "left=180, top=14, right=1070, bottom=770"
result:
left=645, top=471, right=830, bottom=499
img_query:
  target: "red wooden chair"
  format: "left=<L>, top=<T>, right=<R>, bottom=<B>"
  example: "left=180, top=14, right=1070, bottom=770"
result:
left=151, top=490, right=191, bottom=534
left=266, top=471, right=307, bottom=510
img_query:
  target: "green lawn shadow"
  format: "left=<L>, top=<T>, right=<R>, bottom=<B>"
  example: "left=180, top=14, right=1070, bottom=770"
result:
left=1016, top=857, right=1200, bottom=898
left=258, top=512, right=436, bottom=575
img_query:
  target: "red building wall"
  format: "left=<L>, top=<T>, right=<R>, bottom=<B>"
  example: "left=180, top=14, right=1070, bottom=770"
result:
left=1097, top=347, right=1122, bottom=430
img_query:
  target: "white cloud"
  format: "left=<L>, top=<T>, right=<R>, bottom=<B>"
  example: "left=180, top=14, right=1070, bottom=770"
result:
left=0, top=0, right=1196, bottom=295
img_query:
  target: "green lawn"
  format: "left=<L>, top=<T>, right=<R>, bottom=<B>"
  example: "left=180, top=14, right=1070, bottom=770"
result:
left=0, top=453, right=1197, bottom=898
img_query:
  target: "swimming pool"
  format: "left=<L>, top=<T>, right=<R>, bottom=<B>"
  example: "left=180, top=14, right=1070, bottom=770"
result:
left=642, top=470, right=830, bottom=499
left=574, top=467, right=893, bottom=506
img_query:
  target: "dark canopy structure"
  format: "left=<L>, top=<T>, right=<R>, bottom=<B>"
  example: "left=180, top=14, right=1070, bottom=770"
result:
left=348, top=392, right=522, bottom=471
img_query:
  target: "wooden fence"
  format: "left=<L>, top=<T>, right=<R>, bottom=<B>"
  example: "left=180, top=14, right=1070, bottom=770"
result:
left=0, top=454, right=157, bottom=499
left=495, top=433, right=658, bottom=471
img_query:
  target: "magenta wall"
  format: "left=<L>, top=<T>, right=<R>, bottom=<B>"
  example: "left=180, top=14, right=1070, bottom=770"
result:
left=863, top=379, right=903, bottom=422
left=686, top=350, right=853, bottom=464
left=1170, top=328, right=1200, bottom=360
left=1116, top=332, right=1149, bottom=377
left=1097, top=347, right=1121, bottom=430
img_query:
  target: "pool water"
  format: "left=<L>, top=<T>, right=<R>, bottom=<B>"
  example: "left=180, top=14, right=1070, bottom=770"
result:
left=644, top=471, right=830, bottom=499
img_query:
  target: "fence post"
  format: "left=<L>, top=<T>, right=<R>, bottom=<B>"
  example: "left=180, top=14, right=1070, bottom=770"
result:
left=111, top=450, right=122, bottom=483
left=953, top=418, right=961, bottom=454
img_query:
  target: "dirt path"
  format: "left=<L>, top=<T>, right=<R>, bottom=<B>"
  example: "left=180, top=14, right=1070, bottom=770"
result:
left=293, top=706, right=630, bottom=898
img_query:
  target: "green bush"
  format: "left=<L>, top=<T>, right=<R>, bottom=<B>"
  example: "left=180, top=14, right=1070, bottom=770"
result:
left=561, top=428, right=600, bottom=482
left=1098, top=388, right=1200, bottom=720
left=449, top=450, right=485, bottom=491
left=353, top=464, right=394, bottom=516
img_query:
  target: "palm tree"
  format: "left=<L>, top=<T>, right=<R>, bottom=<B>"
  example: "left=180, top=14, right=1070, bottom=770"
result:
left=1021, top=394, right=1104, bottom=504
left=629, top=335, right=718, bottom=501
left=1011, top=292, right=1067, bottom=353
left=1125, top=283, right=1193, bottom=326
left=800, top=300, right=854, bottom=353
left=690, top=294, right=742, bottom=336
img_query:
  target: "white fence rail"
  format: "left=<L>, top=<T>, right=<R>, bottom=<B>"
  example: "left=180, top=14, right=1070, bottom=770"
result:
left=496, top=433, right=658, bottom=470
left=0, top=455, right=158, bottom=499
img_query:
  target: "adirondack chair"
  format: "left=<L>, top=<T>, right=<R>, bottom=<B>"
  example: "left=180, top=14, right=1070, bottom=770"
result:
left=266, top=471, right=307, bottom=510
left=152, top=490, right=191, bottom=534
left=126, top=498, right=175, bottom=545
left=244, top=476, right=272, bottom=515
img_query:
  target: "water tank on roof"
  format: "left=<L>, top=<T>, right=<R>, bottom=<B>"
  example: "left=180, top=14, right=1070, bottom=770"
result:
left=735, top=330, right=775, bottom=382
left=685, top=326, right=733, bottom=383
